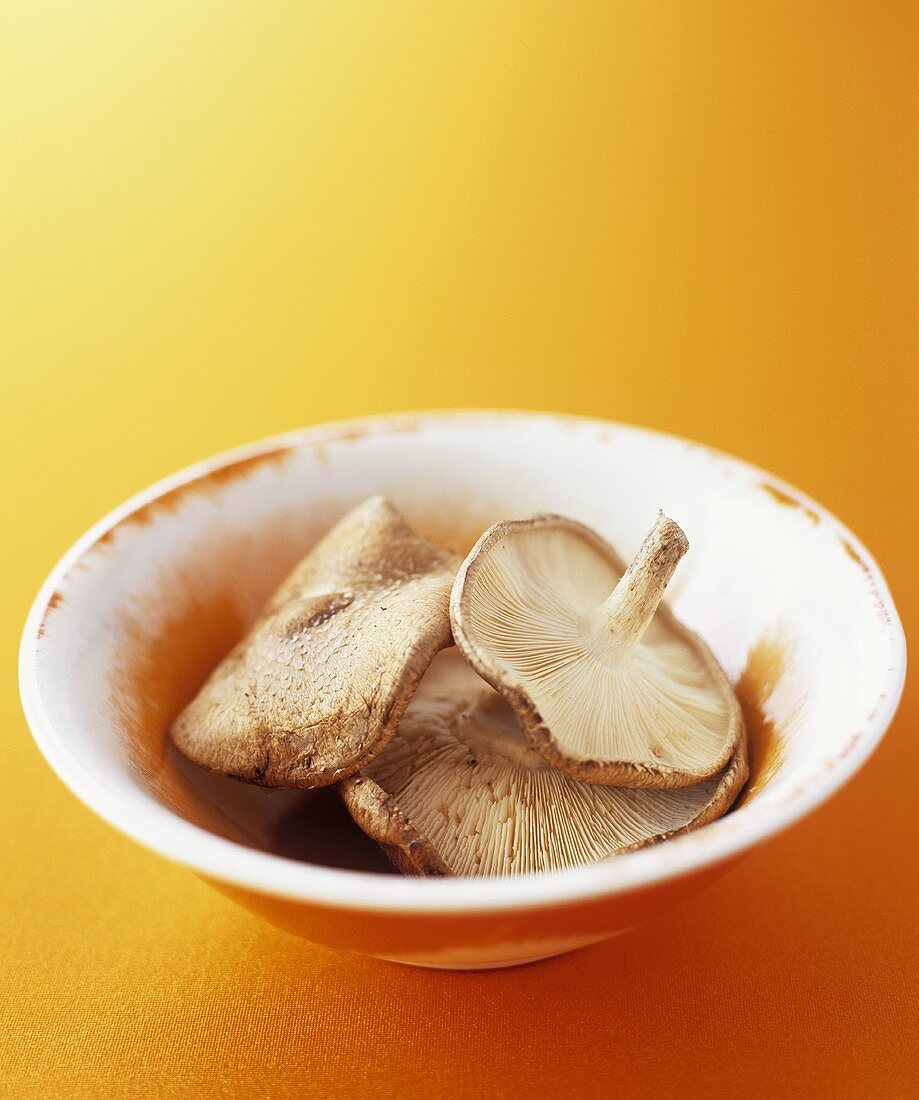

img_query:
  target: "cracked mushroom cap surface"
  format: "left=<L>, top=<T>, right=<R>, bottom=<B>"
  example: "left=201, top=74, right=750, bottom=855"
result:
left=449, top=512, right=743, bottom=789
left=171, top=497, right=459, bottom=788
left=340, top=650, right=748, bottom=877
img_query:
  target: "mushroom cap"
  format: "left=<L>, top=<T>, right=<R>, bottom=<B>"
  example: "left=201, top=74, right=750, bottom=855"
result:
left=171, top=497, right=459, bottom=788
left=340, top=650, right=748, bottom=877
left=450, top=514, right=743, bottom=789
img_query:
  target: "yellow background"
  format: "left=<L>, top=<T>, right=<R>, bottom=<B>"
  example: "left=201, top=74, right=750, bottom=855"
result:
left=2, top=3, right=916, bottom=1096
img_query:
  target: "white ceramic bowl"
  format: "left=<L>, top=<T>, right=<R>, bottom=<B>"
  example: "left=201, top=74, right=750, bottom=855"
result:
left=20, top=412, right=906, bottom=968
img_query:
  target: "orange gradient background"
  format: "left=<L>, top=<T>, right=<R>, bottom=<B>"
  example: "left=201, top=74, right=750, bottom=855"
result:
left=2, top=3, right=916, bottom=1097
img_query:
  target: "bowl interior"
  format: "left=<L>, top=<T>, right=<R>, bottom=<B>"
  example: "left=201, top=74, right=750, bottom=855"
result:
left=24, top=413, right=902, bottom=897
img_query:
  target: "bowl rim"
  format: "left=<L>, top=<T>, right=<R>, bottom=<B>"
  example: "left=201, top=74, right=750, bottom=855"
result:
left=19, top=410, right=908, bottom=914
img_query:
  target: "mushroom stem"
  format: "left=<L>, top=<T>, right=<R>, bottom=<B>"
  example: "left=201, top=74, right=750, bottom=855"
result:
left=590, top=512, right=688, bottom=665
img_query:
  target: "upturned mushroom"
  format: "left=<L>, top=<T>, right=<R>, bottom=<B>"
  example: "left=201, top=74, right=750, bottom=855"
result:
left=171, top=496, right=459, bottom=788
left=340, top=650, right=748, bottom=876
left=449, top=512, right=742, bottom=789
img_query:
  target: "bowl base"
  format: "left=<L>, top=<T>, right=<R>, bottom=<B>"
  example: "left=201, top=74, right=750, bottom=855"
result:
left=376, top=929, right=621, bottom=969
left=379, top=951, right=569, bottom=970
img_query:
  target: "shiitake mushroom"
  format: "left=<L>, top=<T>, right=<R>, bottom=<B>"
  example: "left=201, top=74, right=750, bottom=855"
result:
left=450, top=512, right=743, bottom=789
left=171, top=497, right=458, bottom=788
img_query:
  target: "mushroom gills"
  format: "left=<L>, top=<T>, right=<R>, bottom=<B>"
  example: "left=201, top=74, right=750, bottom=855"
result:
left=171, top=496, right=459, bottom=789
left=340, top=650, right=748, bottom=877
left=450, top=512, right=743, bottom=789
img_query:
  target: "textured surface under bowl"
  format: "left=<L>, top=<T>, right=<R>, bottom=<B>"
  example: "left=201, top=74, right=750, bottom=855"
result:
left=20, top=412, right=905, bottom=968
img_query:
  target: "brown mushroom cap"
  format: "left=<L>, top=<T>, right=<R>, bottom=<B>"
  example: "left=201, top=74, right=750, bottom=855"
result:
left=340, top=650, right=748, bottom=877
left=450, top=512, right=743, bottom=789
left=171, top=497, right=459, bottom=788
